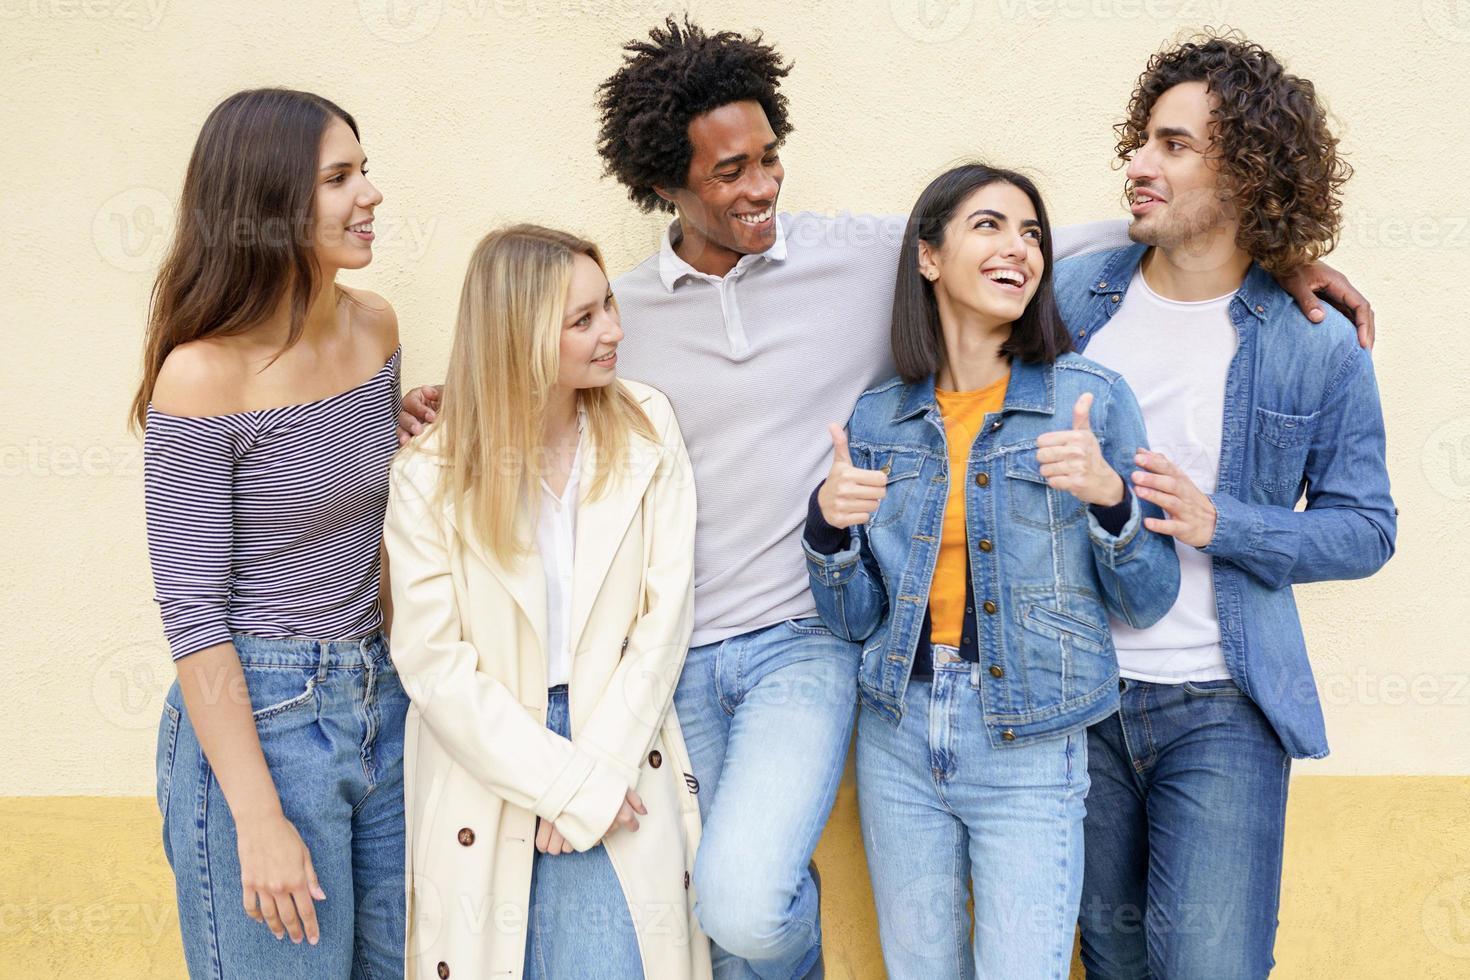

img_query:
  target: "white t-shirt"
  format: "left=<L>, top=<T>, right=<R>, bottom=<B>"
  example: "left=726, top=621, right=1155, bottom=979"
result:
left=537, top=416, right=583, bottom=689
left=1082, top=267, right=1237, bottom=684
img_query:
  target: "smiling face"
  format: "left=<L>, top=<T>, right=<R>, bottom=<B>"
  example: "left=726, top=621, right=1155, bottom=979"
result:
left=312, top=116, right=382, bottom=272
left=658, top=100, right=783, bottom=273
left=1125, top=80, right=1237, bottom=250
left=918, top=181, right=1045, bottom=329
left=556, top=252, right=624, bottom=391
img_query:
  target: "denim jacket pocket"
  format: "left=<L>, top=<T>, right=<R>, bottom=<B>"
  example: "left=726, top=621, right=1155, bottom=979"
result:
left=1251, top=407, right=1316, bottom=493
left=1005, top=444, right=1089, bottom=529
left=867, top=452, right=923, bottom=529
left=1021, top=603, right=1111, bottom=650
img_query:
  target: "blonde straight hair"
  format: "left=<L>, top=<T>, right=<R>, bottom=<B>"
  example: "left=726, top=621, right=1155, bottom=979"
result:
left=412, top=223, right=657, bottom=565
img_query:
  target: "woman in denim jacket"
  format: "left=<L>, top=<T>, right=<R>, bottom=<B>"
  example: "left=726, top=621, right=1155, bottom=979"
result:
left=803, top=163, right=1180, bottom=979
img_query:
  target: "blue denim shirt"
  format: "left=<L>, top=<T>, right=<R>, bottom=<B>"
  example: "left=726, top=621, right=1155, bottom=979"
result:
left=803, top=354, right=1181, bottom=746
left=1055, top=245, right=1397, bottom=760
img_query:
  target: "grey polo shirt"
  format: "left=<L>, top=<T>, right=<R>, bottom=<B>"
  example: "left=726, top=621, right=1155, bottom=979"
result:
left=613, top=211, right=1130, bottom=648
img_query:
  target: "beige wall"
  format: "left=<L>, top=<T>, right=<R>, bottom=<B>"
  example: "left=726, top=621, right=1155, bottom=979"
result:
left=3, top=0, right=1469, bottom=974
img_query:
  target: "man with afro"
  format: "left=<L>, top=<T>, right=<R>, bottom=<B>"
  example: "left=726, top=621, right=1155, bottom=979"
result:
left=400, top=19, right=1375, bottom=979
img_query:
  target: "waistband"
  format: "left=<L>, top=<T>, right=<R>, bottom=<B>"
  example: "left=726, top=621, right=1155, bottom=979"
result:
left=230, top=629, right=389, bottom=668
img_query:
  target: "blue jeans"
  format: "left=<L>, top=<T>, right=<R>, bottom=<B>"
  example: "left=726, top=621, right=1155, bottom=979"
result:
left=858, top=654, right=1089, bottom=979
left=522, top=685, right=644, bottom=980
left=673, top=616, right=861, bottom=979
left=1079, top=677, right=1291, bottom=980
left=156, top=631, right=407, bottom=979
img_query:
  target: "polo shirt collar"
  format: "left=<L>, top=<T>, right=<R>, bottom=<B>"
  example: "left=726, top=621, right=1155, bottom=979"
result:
left=657, top=214, right=789, bottom=292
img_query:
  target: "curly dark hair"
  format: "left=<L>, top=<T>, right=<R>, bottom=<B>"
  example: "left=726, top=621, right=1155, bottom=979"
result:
left=1116, top=31, right=1351, bottom=275
left=595, top=16, right=794, bottom=214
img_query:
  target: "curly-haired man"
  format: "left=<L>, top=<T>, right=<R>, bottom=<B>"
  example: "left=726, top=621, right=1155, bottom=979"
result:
left=1053, top=33, right=1397, bottom=978
left=399, top=21, right=1377, bottom=979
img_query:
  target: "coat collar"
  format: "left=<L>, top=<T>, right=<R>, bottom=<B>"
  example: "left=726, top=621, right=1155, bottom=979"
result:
left=433, top=404, right=663, bottom=660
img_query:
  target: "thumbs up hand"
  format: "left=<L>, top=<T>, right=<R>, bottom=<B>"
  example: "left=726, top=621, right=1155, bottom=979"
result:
left=817, top=424, right=889, bottom=529
left=1035, top=393, right=1126, bottom=507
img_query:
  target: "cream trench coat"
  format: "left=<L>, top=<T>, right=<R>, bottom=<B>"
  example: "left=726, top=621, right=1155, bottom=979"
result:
left=383, top=381, right=711, bottom=980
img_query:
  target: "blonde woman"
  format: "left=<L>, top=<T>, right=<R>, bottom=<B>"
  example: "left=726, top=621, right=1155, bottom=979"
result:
left=384, top=224, right=709, bottom=980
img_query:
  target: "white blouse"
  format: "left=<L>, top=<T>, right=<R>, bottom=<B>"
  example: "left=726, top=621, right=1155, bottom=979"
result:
left=537, top=416, right=583, bottom=688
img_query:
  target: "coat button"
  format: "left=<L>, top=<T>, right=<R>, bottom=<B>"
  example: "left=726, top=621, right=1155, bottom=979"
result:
left=457, top=827, right=475, bottom=846
left=649, top=750, right=663, bottom=768
left=975, top=472, right=990, bottom=487
left=978, top=539, right=993, bottom=552
left=621, top=636, right=630, bottom=651
left=684, top=871, right=691, bottom=889
left=1002, top=729, right=1016, bottom=741
left=983, top=600, right=997, bottom=615
left=437, top=963, right=450, bottom=979
left=989, top=664, right=1004, bottom=678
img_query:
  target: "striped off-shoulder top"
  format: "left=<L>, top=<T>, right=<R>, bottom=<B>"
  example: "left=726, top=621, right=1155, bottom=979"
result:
left=143, top=346, right=402, bottom=660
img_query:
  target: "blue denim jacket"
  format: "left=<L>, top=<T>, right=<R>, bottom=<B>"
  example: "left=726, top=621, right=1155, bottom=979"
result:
left=803, top=354, right=1181, bottom=745
left=1055, top=245, right=1397, bottom=759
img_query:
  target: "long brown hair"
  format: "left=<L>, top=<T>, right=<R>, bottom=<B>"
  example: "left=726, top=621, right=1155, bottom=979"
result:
left=130, top=88, right=360, bottom=431
left=406, top=224, right=657, bottom=565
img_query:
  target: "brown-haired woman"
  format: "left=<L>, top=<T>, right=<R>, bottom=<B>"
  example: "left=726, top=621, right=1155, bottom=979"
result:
left=135, top=88, right=408, bottom=975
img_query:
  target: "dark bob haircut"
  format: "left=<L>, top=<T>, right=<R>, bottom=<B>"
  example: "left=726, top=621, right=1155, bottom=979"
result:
left=892, top=163, right=1073, bottom=383
left=595, top=16, right=793, bottom=214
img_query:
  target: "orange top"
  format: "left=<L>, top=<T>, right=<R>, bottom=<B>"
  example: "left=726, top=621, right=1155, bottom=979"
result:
left=930, top=375, right=1010, bottom=646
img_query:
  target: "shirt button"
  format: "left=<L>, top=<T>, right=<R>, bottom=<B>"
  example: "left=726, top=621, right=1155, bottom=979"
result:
left=457, top=827, right=475, bottom=846
left=1098, top=280, right=1109, bottom=289
left=975, top=473, right=990, bottom=487
left=978, top=539, right=993, bottom=552
left=989, top=665, right=1004, bottom=678
left=1111, top=295, right=1121, bottom=304
left=1001, top=729, right=1016, bottom=741
left=983, top=600, right=998, bottom=615
left=649, top=750, right=663, bottom=768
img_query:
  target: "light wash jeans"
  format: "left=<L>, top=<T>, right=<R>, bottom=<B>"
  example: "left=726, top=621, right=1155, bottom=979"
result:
left=156, top=631, right=407, bottom=979
left=1079, top=677, right=1292, bottom=980
left=857, top=650, right=1089, bottom=980
left=522, top=685, right=645, bottom=980
left=673, top=616, right=861, bottom=979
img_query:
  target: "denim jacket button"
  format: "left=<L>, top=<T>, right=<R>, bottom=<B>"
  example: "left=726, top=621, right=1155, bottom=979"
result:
left=983, top=600, right=998, bottom=615
left=1111, top=294, right=1121, bottom=304
left=989, top=664, right=1004, bottom=678
left=975, top=472, right=990, bottom=487
left=1001, top=729, right=1016, bottom=741
left=978, top=539, right=993, bottom=552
